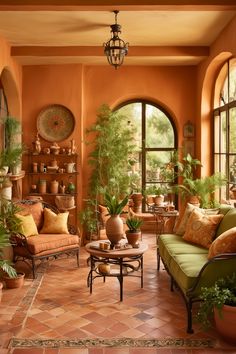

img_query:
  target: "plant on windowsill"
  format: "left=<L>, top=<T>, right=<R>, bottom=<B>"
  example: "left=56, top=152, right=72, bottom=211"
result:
left=125, top=216, right=142, bottom=247
left=196, top=273, right=236, bottom=344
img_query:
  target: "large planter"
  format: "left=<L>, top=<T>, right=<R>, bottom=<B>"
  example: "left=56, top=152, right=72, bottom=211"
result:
left=3, top=272, right=25, bottom=289
left=126, top=230, right=141, bottom=247
left=105, top=215, right=124, bottom=248
left=214, top=304, right=236, bottom=344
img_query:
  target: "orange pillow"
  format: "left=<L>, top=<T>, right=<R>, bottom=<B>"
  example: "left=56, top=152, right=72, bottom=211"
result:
left=208, top=227, right=236, bottom=259
left=183, top=209, right=224, bottom=248
left=40, top=208, right=69, bottom=234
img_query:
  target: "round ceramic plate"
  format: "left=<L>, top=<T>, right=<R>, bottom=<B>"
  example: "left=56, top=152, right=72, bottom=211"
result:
left=37, top=104, right=75, bottom=142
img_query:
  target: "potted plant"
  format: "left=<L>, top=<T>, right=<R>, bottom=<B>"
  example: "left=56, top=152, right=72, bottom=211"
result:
left=0, top=197, right=25, bottom=290
left=104, top=193, right=129, bottom=248
left=125, top=216, right=142, bottom=247
left=175, top=173, right=226, bottom=208
left=196, top=273, right=236, bottom=344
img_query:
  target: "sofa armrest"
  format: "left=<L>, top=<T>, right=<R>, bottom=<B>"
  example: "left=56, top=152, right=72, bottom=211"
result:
left=187, top=252, right=236, bottom=298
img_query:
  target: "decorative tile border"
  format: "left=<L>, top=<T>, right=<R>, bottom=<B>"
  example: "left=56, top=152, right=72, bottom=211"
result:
left=10, top=337, right=215, bottom=349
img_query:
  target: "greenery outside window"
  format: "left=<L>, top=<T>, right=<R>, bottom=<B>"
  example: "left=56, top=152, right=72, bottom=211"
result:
left=213, top=58, right=236, bottom=201
left=116, top=100, right=177, bottom=210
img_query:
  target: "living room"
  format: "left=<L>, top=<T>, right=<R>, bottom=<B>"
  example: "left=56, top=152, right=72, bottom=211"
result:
left=1, top=1, right=236, bottom=353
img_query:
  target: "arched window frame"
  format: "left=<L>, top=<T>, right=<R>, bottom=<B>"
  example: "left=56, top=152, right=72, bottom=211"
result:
left=213, top=58, right=236, bottom=201
left=115, top=99, right=178, bottom=210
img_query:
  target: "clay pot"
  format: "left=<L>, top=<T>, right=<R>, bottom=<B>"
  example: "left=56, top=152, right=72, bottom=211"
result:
left=187, top=195, right=200, bottom=207
left=126, top=230, right=141, bottom=247
left=131, top=193, right=143, bottom=213
left=3, top=272, right=25, bottom=289
left=214, top=305, right=236, bottom=345
left=50, top=180, right=59, bottom=194
left=105, top=215, right=124, bottom=248
left=154, top=195, right=164, bottom=206
left=98, top=264, right=110, bottom=275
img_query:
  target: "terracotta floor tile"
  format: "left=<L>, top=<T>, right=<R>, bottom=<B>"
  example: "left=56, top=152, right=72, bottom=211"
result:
left=1, top=233, right=233, bottom=353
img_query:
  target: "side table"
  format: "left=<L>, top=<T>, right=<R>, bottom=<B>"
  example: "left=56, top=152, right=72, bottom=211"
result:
left=85, top=241, right=148, bottom=301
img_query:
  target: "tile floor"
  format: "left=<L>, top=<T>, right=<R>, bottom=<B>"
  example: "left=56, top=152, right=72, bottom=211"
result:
left=0, top=233, right=236, bottom=354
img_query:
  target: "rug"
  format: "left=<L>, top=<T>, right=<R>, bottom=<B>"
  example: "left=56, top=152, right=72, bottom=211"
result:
left=10, top=337, right=215, bottom=349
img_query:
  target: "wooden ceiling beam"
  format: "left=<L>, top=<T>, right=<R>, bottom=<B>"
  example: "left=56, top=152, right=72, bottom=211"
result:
left=11, top=45, right=209, bottom=57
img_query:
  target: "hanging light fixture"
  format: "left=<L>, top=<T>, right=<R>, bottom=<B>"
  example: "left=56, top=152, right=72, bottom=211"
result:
left=104, top=10, right=129, bottom=69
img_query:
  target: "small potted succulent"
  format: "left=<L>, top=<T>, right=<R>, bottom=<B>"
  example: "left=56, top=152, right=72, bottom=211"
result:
left=196, top=273, right=236, bottom=344
left=125, top=216, right=143, bottom=247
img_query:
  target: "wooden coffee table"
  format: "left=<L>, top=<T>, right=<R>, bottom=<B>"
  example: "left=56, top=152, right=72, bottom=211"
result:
left=85, top=240, right=148, bottom=301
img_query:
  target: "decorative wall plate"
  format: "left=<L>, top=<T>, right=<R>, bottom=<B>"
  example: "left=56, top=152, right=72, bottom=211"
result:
left=37, top=104, right=75, bottom=142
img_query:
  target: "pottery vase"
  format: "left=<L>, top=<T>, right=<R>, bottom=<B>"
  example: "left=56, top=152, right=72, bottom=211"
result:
left=131, top=193, right=143, bottom=213
left=105, top=215, right=124, bottom=248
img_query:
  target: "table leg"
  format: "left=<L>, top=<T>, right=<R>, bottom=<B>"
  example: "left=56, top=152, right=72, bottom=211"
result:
left=118, top=258, right=123, bottom=302
left=141, top=255, right=144, bottom=288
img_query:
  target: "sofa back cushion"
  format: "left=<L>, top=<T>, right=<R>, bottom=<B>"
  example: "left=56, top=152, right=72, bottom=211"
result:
left=215, top=208, right=236, bottom=238
left=183, top=209, right=224, bottom=248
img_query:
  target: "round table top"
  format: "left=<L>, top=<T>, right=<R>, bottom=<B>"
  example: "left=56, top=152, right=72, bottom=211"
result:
left=85, top=240, right=148, bottom=259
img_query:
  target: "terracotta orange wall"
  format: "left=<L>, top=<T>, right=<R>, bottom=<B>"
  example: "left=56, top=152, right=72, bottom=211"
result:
left=22, top=64, right=197, bottom=204
left=196, top=15, right=236, bottom=175
left=22, top=64, right=83, bottom=207
left=82, top=65, right=197, bottom=199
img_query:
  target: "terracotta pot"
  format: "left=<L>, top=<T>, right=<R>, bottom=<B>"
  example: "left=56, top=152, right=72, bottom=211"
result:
left=131, top=193, right=143, bottom=213
left=154, top=195, right=164, bottom=206
left=214, top=305, right=236, bottom=345
left=126, top=230, right=141, bottom=247
left=105, top=215, right=124, bottom=248
left=187, top=195, right=200, bottom=207
left=3, top=272, right=25, bottom=289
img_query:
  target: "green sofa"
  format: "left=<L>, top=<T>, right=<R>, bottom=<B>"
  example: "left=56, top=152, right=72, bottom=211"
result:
left=158, top=205, right=236, bottom=333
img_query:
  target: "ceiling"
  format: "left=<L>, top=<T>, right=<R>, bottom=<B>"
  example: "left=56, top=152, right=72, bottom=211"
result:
left=0, top=1, right=236, bottom=66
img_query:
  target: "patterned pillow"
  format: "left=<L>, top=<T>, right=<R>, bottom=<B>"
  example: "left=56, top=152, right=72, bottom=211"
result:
left=183, top=209, right=224, bottom=248
left=208, top=227, right=236, bottom=259
left=16, top=213, right=38, bottom=237
left=40, top=208, right=69, bottom=234
left=175, top=203, right=220, bottom=236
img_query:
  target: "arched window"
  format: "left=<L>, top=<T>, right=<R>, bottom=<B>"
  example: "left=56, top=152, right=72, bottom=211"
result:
left=0, top=80, right=9, bottom=151
left=116, top=100, right=177, bottom=209
left=213, top=58, right=236, bottom=201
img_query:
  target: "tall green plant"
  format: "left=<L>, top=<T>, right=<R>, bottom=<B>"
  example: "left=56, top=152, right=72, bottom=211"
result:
left=86, top=104, right=137, bottom=199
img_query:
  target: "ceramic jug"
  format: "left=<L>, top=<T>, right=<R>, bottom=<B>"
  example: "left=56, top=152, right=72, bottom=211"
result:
left=65, top=162, right=75, bottom=173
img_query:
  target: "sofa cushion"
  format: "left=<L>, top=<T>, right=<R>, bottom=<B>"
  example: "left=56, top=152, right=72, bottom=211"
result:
left=208, top=227, right=236, bottom=259
left=18, top=233, right=79, bottom=255
left=215, top=208, right=236, bottom=237
left=16, top=213, right=38, bottom=237
left=159, top=234, right=208, bottom=268
left=17, top=202, right=43, bottom=230
left=40, top=208, right=69, bottom=234
left=175, top=203, right=220, bottom=236
left=182, top=209, right=224, bottom=248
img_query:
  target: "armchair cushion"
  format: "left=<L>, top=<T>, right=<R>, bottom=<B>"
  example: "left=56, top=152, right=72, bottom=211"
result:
left=40, top=208, right=69, bottom=234
left=16, top=213, right=38, bottom=237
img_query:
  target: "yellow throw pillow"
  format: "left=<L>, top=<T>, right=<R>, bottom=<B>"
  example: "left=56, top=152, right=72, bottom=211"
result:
left=16, top=213, right=38, bottom=237
left=183, top=209, right=224, bottom=248
left=208, top=227, right=236, bottom=259
left=40, top=208, right=69, bottom=234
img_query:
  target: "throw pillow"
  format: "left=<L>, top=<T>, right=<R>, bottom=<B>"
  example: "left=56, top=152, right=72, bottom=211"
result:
left=40, top=208, right=69, bottom=234
left=175, top=203, right=220, bottom=236
left=17, top=202, right=43, bottom=229
left=16, top=213, right=38, bottom=237
left=183, top=209, right=224, bottom=248
left=208, top=227, right=236, bottom=259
